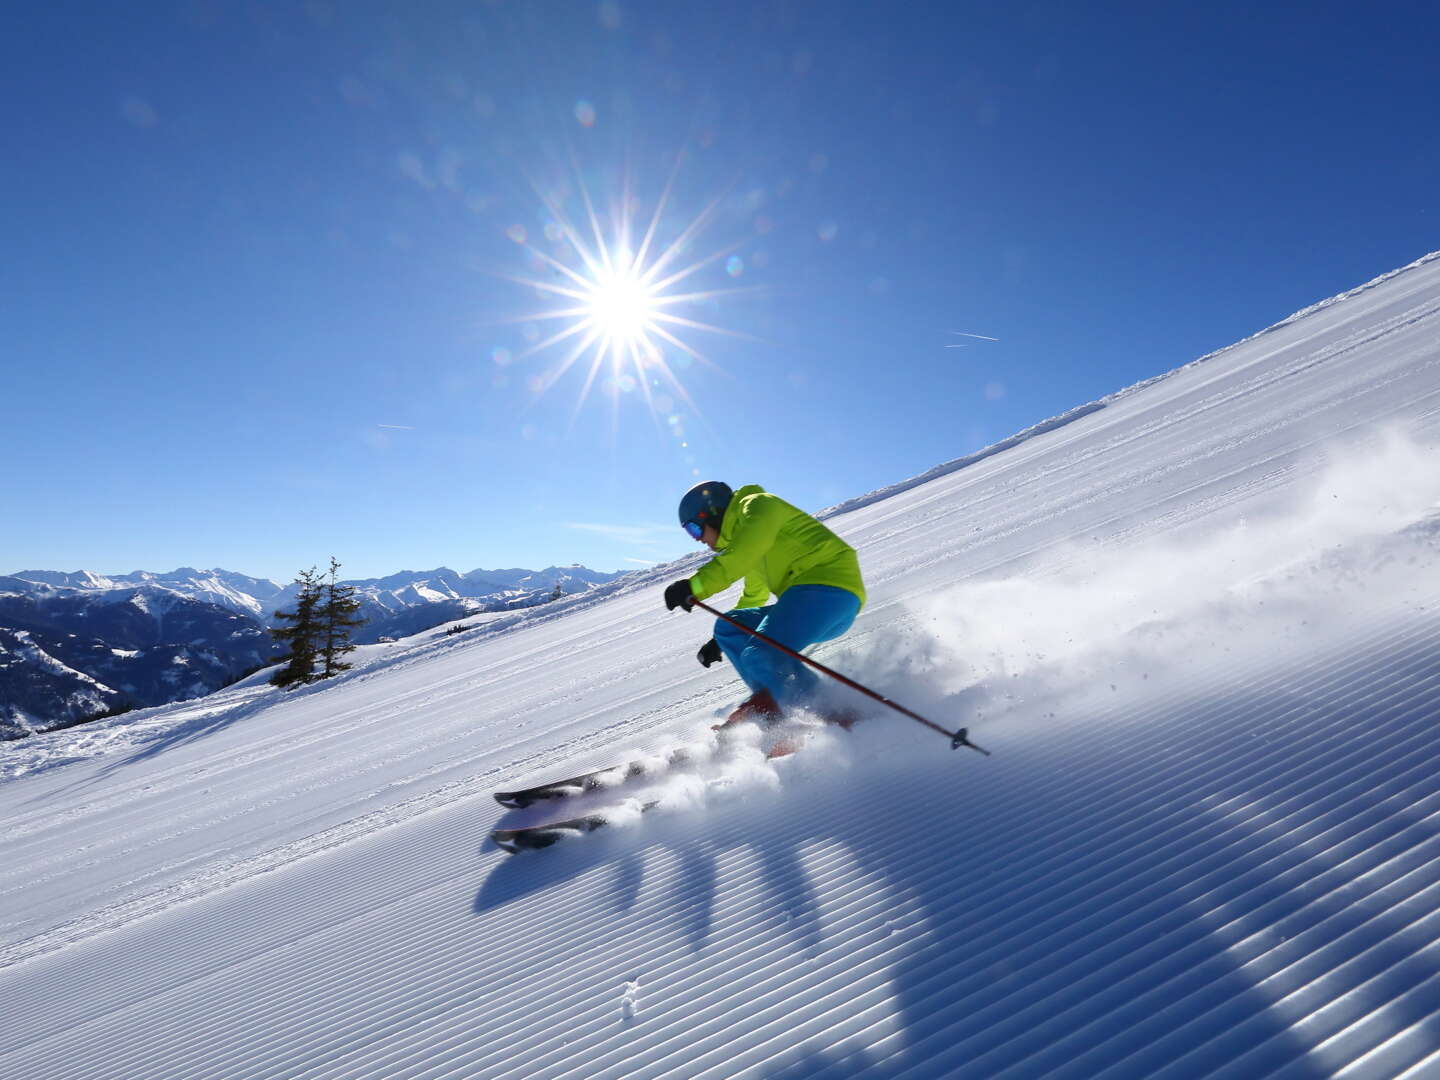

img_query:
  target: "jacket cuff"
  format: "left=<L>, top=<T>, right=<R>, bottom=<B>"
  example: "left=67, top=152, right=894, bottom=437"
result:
left=688, top=572, right=709, bottom=602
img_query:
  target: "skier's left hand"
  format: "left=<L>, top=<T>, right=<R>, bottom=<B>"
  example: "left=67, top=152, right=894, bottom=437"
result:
left=697, top=638, right=723, bottom=667
left=664, top=579, right=695, bottom=612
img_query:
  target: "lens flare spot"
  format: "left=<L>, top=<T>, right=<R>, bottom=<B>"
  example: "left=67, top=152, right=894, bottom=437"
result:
left=726, top=255, right=744, bottom=277
left=492, top=346, right=513, bottom=366
left=575, top=100, right=597, bottom=127
left=121, top=97, right=159, bottom=128
left=506, top=224, right=527, bottom=244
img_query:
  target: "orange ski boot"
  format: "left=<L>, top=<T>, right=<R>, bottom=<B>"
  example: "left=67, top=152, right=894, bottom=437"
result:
left=713, top=688, right=783, bottom=731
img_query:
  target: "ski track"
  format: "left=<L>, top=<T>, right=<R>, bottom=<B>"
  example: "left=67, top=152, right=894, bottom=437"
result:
left=3, top=254, right=1440, bottom=1078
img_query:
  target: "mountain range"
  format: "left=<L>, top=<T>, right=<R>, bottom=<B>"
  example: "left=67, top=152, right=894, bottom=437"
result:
left=0, top=564, right=625, bottom=736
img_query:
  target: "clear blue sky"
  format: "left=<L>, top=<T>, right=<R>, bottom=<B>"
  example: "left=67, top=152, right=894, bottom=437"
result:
left=4, top=1, right=1436, bottom=582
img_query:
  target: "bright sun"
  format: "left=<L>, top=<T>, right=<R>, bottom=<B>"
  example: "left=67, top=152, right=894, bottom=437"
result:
left=585, top=257, right=658, bottom=347
left=496, top=161, right=752, bottom=428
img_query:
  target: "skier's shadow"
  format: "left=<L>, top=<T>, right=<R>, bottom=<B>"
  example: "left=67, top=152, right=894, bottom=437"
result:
left=472, top=837, right=606, bottom=912
left=473, top=788, right=822, bottom=950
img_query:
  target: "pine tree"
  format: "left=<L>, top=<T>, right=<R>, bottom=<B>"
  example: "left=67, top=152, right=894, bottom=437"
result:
left=270, top=567, right=323, bottom=689
left=319, top=556, right=365, bottom=679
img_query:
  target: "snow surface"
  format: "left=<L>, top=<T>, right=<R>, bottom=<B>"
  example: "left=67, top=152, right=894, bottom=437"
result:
left=3, top=253, right=1440, bottom=1078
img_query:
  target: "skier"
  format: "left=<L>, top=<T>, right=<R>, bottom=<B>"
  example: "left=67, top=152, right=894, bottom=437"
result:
left=664, top=481, right=866, bottom=729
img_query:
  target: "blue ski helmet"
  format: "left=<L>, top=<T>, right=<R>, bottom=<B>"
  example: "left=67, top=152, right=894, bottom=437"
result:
left=678, top=481, right=733, bottom=536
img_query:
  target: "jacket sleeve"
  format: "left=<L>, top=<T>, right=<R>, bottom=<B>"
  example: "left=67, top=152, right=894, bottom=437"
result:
left=689, top=493, right=786, bottom=601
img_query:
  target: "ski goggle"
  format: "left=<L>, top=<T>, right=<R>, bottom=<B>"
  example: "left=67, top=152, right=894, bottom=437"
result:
left=682, top=519, right=705, bottom=540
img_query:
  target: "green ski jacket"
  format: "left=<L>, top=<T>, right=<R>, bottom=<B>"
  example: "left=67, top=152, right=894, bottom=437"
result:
left=688, top=485, right=866, bottom=610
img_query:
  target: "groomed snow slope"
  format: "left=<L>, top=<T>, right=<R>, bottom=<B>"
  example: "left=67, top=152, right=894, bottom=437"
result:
left=3, top=254, right=1440, bottom=1078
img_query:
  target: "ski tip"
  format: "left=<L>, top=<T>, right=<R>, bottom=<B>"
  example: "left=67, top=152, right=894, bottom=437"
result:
left=491, top=817, right=600, bottom=854
left=495, top=789, right=556, bottom=808
left=492, top=828, right=546, bottom=854
left=494, top=781, right=590, bottom=809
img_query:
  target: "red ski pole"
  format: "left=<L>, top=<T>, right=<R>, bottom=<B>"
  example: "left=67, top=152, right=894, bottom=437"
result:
left=690, top=598, right=990, bottom=755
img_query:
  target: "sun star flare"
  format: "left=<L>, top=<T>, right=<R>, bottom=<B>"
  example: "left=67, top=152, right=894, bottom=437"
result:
left=494, top=160, right=758, bottom=433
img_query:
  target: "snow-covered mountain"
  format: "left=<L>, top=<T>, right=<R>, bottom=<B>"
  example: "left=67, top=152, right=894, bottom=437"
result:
left=0, top=565, right=625, bottom=734
left=9, top=567, right=286, bottom=620
left=6, top=564, right=621, bottom=626
left=270, top=565, right=625, bottom=638
left=2, top=253, right=1439, bottom=1078
left=0, top=581, right=272, bottom=736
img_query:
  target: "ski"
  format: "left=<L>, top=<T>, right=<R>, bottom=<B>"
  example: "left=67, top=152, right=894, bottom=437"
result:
left=491, top=709, right=872, bottom=810
left=493, top=746, right=701, bottom=809
left=491, top=741, right=811, bottom=854
left=492, top=800, right=661, bottom=853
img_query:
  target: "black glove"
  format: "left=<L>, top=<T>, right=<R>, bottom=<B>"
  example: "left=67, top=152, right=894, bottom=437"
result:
left=664, top=579, right=695, bottom=612
left=697, top=638, right=723, bottom=668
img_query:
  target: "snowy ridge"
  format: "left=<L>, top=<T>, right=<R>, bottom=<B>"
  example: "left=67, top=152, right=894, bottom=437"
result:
left=2, top=254, right=1440, bottom=1078
left=819, top=248, right=1440, bottom=523
left=5, top=569, right=285, bottom=621
left=2, top=565, right=625, bottom=632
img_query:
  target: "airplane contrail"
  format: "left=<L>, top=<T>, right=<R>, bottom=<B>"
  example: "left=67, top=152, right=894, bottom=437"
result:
left=950, top=330, right=999, bottom=341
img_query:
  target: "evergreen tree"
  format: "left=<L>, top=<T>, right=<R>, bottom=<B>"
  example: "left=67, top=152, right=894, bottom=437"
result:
left=319, top=556, right=365, bottom=679
left=270, top=567, right=323, bottom=688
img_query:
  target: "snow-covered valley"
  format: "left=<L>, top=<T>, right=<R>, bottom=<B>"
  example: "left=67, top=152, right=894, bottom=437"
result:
left=3, top=253, right=1440, bottom=1078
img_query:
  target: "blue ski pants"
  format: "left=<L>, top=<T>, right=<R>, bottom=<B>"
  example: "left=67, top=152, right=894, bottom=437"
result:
left=712, top=584, right=861, bottom=707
